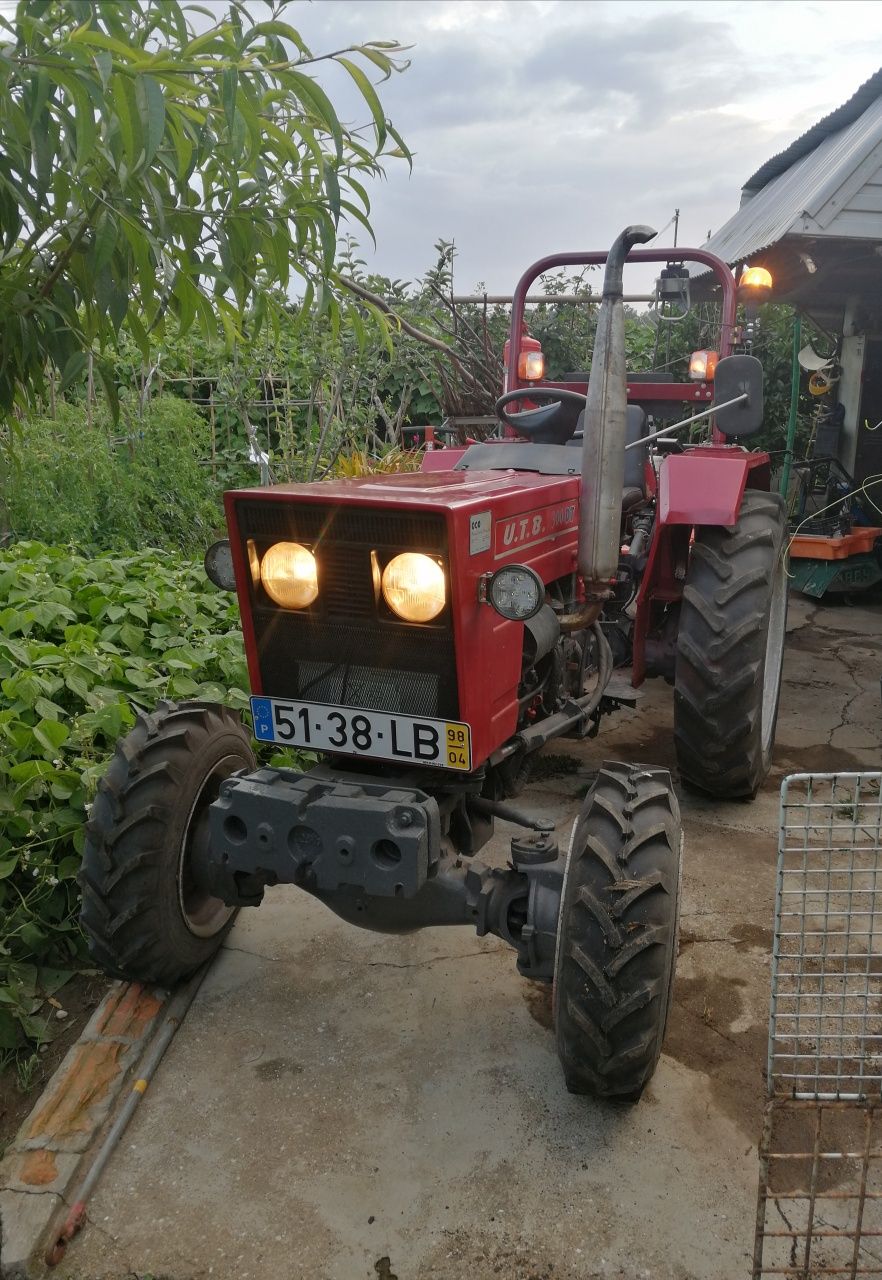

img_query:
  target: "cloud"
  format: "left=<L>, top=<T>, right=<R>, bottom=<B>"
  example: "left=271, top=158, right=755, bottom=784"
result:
left=285, top=0, right=882, bottom=292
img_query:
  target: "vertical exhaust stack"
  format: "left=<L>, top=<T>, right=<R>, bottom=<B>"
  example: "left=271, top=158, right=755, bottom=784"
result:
left=578, top=224, right=656, bottom=603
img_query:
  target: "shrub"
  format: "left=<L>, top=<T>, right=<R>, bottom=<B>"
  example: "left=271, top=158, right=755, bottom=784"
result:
left=4, top=397, right=222, bottom=553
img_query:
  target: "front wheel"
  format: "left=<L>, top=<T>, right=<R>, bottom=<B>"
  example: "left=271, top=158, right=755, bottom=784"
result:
left=553, top=761, right=682, bottom=1101
left=674, top=489, right=788, bottom=799
left=79, top=700, right=255, bottom=985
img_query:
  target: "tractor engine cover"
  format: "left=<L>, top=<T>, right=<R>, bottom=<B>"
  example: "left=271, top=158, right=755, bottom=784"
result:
left=207, top=768, right=441, bottom=906
left=225, top=469, right=581, bottom=772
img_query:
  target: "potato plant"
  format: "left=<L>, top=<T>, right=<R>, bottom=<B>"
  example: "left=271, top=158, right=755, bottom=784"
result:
left=0, top=541, right=250, bottom=1053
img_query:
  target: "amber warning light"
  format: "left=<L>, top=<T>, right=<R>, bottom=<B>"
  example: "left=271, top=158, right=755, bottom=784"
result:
left=738, top=265, right=773, bottom=303
left=517, top=349, right=545, bottom=381
left=689, top=349, right=719, bottom=381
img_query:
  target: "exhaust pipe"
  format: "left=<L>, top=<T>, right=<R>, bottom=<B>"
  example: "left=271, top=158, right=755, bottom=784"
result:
left=577, top=224, right=657, bottom=608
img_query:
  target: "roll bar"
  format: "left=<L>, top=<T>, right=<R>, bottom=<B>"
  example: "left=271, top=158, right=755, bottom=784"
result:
left=505, top=247, right=738, bottom=397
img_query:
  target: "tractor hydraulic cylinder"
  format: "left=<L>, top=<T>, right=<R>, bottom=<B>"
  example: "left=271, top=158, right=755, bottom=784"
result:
left=578, top=224, right=656, bottom=597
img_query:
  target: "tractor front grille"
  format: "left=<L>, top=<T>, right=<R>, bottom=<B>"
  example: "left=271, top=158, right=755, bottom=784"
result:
left=234, top=500, right=458, bottom=719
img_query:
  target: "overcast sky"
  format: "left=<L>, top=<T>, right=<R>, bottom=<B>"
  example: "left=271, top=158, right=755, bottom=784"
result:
left=291, top=0, right=882, bottom=294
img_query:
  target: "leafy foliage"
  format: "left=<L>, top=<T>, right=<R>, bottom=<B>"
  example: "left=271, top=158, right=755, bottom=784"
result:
left=0, top=541, right=251, bottom=1052
left=0, top=0, right=410, bottom=415
left=4, top=396, right=221, bottom=551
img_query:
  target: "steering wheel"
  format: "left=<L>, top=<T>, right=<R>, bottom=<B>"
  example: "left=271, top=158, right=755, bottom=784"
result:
left=495, top=387, right=588, bottom=444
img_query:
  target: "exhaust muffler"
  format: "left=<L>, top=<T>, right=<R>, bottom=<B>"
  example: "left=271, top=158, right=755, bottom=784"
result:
left=577, top=224, right=656, bottom=611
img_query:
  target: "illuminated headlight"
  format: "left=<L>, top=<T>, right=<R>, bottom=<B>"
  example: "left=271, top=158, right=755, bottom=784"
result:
left=381, top=552, right=446, bottom=623
left=486, top=564, right=544, bottom=621
left=260, top=541, right=318, bottom=609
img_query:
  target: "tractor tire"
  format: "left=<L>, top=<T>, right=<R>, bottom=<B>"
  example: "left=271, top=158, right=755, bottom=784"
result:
left=79, top=700, right=255, bottom=985
left=674, top=489, right=788, bottom=800
left=553, top=761, right=681, bottom=1101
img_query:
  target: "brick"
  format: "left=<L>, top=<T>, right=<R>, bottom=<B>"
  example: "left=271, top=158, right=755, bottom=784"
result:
left=0, top=1149, right=81, bottom=1197
left=19, top=1150, right=56, bottom=1187
left=90, top=982, right=163, bottom=1042
left=23, top=1041, right=127, bottom=1153
left=0, top=1187, right=62, bottom=1280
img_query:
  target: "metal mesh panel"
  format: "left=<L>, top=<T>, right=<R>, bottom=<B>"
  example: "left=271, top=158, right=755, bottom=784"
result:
left=754, top=1099, right=882, bottom=1278
left=754, top=773, right=882, bottom=1279
left=771, top=773, right=882, bottom=1101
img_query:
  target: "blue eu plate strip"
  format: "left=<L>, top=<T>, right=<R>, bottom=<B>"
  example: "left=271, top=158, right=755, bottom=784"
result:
left=250, top=696, right=274, bottom=741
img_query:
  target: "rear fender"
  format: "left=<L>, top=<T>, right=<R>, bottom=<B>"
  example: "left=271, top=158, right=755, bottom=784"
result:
left=657, top=449, right=770, bottom=527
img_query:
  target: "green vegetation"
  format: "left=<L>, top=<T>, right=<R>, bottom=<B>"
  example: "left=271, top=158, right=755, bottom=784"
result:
left=0, top=542, right=251, bottom=1053
left=0, top=1, right=409, bottom=417
left=6, top=396, right=221, bottom=551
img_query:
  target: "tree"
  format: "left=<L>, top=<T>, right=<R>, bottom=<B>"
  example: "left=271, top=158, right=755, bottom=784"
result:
left=0, top=0, right=410, bottom=414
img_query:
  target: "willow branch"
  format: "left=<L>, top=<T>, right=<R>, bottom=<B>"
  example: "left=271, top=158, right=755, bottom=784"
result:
left=337, top=274, right=469, bottom=377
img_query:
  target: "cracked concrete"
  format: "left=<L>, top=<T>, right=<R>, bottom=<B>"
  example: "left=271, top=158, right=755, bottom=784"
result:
left=32, top=593, right=881, bottom=1280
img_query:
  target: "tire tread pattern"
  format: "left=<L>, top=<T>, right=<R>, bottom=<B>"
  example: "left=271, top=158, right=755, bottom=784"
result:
left=79, top=700, right=254, bottom=985
left=674, top=489, right=787, bottom=798
left=554, top=761, right=681, bottom=1100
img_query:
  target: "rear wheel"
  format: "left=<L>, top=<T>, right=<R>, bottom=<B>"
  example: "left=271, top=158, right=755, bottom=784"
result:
left=79, top=700, right=255, bottom=985
left=553, top=761, right=681, bottom=1101
left=674, top=489, right=788, bottom=799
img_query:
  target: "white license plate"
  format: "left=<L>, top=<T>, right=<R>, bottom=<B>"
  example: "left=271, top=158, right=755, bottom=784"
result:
left=250, top=696, right=472, bottom=771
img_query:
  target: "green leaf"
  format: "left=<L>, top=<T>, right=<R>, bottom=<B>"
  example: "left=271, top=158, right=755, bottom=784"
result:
left=38, top=968, right=74, bottom=996
left=338, top=57, right=386, bottom=148
left=285, top=68, right=343, bottom=160
left=137, top=74, right=165, bottom=165
left=74, top=83, right=97, bottom=167
left=34, top=696, right=65, bottom=721
left=91, top=208, right=117, bottom=272
left=221, top=66, right=238, bottom=133
left=118, top=622, right=145, bottom=652
left=0, top=1008, right=22, bottom=1050
left=33, top=719, right=70, bottom=753
left=111, top=73, right=139, bottom=169
left=94, top=49, right=113, bottom=90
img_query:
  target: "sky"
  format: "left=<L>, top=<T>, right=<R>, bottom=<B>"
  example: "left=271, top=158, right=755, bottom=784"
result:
left=289, top=0, right=882, bottom=294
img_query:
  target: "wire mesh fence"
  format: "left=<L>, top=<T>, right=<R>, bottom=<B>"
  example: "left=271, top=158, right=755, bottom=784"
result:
left=770, top=773, right=882, bottom=1101
left=754, top=773, right=882, bottom=1280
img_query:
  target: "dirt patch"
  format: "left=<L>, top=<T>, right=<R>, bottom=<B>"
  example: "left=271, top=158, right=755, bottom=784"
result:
left=787, top=623, right=882, bottom=657
left=729, top=922, right=773, bottom=953
left=530, top=753, right=582, bottom=782
left=522, top=981, right=553, bottom=1030
left=665, top=973, right=767, bottom=1140
left=599, top=722, right=678, bottom=770
left=687, top=820, right=775, bottom=869
left=254, top=1056, right=304, bottom=1081
left=774, top=741, right=868, bottom=773
left=0, top=973, right=108, bottom=1158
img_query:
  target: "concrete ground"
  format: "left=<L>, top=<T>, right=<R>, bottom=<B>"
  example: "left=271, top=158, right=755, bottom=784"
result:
left=56, top=594, right=881, bottom=1280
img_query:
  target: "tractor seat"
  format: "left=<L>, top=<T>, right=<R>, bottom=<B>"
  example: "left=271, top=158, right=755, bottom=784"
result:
left=567, top=406, right=649, bottom=494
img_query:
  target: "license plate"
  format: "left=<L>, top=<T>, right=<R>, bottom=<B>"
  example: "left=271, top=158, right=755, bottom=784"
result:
left=250, top=696, right=472, bottom=771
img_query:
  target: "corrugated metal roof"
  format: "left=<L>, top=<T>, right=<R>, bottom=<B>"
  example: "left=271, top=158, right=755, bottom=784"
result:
left=745, top=68, right=882, bottom=194
left=698, top=83, right=882, bottom=270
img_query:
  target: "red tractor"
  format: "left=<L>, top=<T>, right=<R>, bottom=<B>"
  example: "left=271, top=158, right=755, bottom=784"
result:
left=79, top=227, right=787, bottom=1100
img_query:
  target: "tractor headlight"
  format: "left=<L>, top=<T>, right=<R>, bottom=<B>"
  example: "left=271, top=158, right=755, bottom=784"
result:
left=485, top=564, right=544, bottom=621
left=381, top=552, right=446, bottom=623
left=260, top=541, right=318, bottom=609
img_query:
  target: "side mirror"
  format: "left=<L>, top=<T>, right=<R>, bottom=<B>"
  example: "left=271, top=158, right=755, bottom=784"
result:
left=713, top=354, right=764, bottom=438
